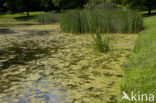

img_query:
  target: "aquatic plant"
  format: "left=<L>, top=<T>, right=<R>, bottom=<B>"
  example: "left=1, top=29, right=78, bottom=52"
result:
left=92, top=30, right=114, bottom=52
left=37, top=13, right=60, bottom=24
left=61, top=9, right=143, bottom=34
left=61, top=10, right=89, bottom=33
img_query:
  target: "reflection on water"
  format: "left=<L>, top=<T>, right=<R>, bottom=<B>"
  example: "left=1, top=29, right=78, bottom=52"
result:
left=0, top=79, right=67, bottom=103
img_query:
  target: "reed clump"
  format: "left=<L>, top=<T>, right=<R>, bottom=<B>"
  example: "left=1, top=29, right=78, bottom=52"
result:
left=37, top=13, right=60, bottom=24
left=61, top=9, right=143, bottom=34
left=92, top=30, right=115, bottom=52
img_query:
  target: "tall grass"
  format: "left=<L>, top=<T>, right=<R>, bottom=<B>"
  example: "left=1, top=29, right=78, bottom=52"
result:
left=60, top=9, right=143, bottom=34
left=61, top=10, right=89, bottom=33
left=37, top=13, right=60, bottom=24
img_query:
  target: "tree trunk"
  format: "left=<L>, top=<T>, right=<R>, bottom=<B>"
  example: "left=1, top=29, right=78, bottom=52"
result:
left=27, top=11, right=30, bottom=17
left=148, top=3, right=151, bottom=15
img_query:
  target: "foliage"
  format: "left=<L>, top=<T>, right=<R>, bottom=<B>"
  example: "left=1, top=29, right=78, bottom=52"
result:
left=117, top=0, right=156, bottom=14
left=85, top=0, right=117, bottom=9
left=4, top=0, right=41, bottom=16
left=121, top=15, right=156, bottom=103
left=60, top=9, right=143, bottom=34
left=52, top=0, right=88, bottom=10
left=40, top=0, right=56, bottom=11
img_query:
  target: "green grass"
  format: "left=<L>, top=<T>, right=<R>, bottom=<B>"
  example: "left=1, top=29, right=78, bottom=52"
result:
left=120, top=15, right=156, bottom=103
left=60, top=9, right=143, bottom=34
left=0, top=12, right=44, bottom=22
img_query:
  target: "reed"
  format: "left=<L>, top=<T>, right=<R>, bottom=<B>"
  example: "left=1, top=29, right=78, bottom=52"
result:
left=37, top=13, right=60, bottom=24
left=92, top=30, right=114, bottom=52
left=60, top=9, right=143, bottom=34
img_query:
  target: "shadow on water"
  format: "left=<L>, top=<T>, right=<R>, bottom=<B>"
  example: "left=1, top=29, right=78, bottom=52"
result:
left=24, top=30, right=52, bottom=36
left=0, top=45, right=51, bottom=70
left=0, top=28, right=16, bottom=34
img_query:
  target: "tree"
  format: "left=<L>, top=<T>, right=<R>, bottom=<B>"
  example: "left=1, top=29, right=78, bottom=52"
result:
left=40, top=0, right=57, bottom=12
left=0, top=0, right=7, bottom=12
left=52, top=0, right=88, bottom=10
left=85, top=0, right=117, bottom=9
left=117, top=0, right=156, bottom=14
left=5, top=0, right=40, bottom=16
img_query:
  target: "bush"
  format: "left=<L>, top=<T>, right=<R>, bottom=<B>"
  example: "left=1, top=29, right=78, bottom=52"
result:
left=37, top=13, right=60, bottom=24
left=60, top=9, right=143, bottom=34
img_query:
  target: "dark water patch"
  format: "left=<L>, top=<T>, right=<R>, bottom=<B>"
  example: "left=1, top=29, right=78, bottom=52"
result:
left=0, top=24, right=17, bottom=27
left=0, top=46, right=51, bottom=70
left=101, top=65, right=114, bottom=70
left=66, top=84, right=79, bottom=89
left=103, top=72, right=114, bottom=77
left=77, top=74, right=91, bottom=80
left=106, top=81, right=115, bottom=88
left=86, top=87, right=94, bottom=91
left=107, top=95, right=118, bottom=103
left=123, top=63, right=129, bottom=68
left=91, top=71, right=101, bottom=76
left=24, top=30, right=53, bottom=36
left=0, top=28, right=16, bottom=34
left=0, top=23, right=40, bottom=27
left=115, top=74, right=123, bottom=78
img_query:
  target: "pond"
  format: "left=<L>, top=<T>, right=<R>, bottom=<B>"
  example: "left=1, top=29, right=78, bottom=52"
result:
left=0, top=24, right=137, bottom=103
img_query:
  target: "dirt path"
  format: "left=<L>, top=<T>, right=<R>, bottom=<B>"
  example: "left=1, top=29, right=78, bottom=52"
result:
left=0, top=24, right=137, bottom=103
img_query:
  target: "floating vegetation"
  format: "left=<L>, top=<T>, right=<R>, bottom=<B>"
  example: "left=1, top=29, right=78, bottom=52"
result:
left=0, top=23, right=137, bottom=103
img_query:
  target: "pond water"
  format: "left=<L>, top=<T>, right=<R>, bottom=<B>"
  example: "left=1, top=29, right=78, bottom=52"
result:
left=0, top=24, right=137, bottom=103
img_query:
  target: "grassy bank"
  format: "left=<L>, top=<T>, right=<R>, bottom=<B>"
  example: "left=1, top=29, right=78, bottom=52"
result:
left=121, top=15, right=156, bottom=102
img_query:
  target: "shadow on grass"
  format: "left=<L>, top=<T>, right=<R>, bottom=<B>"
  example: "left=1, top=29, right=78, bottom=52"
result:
left=14, top=15, right=36, bottom=21
left=143, top=12, right=156, bottom=17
